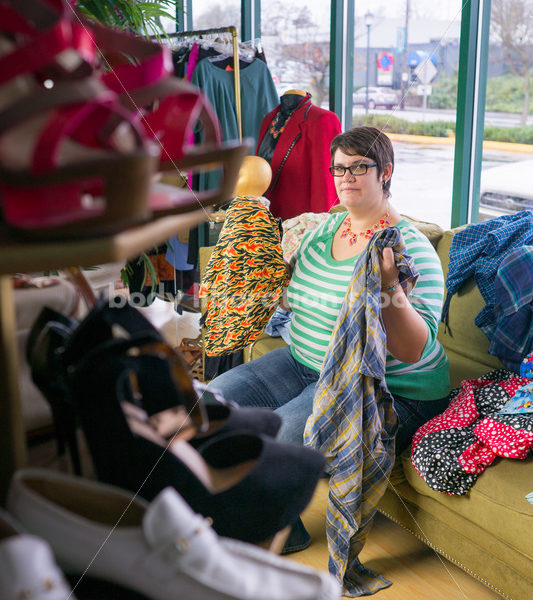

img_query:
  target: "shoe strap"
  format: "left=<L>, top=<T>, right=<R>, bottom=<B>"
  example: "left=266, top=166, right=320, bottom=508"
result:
left=0, top=0, right=64, bottom=34
left=0, top=5, right=95, bottom=85
left=160, top=516, right=213, bottom=556
left=22, top=86, right=148, bottom=173
left=144, top=488, right=214, bottom=554
left=0, top=77, right=147, bottom=172
left=0, top=78, right=104, bottom=136
left=87, top=20, right=172, bottom=92
left=0, top=2, right=40, bottom=35
left=72, top=335, right=207, bottom=430
left=128, top=77, right=222, bottom=162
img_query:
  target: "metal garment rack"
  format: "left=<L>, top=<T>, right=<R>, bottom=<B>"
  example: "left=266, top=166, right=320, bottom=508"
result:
left=165, top=26, right=242, bottom=141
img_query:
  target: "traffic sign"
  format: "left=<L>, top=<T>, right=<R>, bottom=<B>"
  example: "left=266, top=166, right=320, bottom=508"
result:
left=377, top=52, right=394, bottom=71
left=414, top=59, right=437, bottom=84
left=408, top=50, right=437, bottom=69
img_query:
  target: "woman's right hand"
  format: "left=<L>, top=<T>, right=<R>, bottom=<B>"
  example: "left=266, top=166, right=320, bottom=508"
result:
left=279, top=285, right=291, bottom=311
left=284, top=259, right=293, bottom=281
left=280, top=260, right=292, bottom=311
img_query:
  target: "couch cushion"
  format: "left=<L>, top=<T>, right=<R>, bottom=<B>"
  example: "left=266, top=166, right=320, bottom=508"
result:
left=245, top=331, right=287, bottom=362
left=379, top=478, right=533, bottom=599
left=401, top=452, right=533, bottom=564
left=436, top=227, right=462, bottom=281
left=400, top=214, right=444, bottom=249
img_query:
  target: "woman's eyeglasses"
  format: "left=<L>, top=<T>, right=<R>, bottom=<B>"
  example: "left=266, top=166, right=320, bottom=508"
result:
left=329, top=162, right=377, bottom=177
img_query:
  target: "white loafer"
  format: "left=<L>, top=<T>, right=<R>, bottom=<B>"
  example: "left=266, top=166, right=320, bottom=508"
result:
left=8, top=469, right=340, bottom=600
left=0, top=509, right=76, bottom=600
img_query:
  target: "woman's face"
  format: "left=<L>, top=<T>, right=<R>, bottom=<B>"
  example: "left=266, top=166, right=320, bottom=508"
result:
left=332, top=149, right=391, bottom=210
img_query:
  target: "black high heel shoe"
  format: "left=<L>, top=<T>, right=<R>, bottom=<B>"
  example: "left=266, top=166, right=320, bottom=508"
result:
left=26, top=301, right=169, bottom=475
left=125, top=350, right=282, bottom=446
left=68, top=336, right=325, bottom=544
left=27, top=300, right=282, bottom=476
left=26, top=307, right=81, bottom=473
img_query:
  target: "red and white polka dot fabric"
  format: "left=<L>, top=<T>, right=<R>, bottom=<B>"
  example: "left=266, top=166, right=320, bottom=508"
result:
left=411, top=369, right=532, bottom=495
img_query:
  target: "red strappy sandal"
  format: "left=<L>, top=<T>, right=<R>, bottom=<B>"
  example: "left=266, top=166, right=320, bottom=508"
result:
left=0, top=0, right=159, bottom=238
left=86, top=20, right=249, bottom=214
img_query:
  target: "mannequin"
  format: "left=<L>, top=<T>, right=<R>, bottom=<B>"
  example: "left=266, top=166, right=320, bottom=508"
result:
left=233, top=155, right=272, bottom=197
left=200, top=155, right=285, bottom=373
left=256, top=92, right=342, bottom=220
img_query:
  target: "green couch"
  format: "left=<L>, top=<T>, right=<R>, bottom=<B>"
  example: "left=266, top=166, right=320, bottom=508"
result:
left=244, top=217, right=533, bottom=600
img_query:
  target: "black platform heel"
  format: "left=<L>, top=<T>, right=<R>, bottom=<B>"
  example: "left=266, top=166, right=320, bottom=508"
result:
left=68, top=336, right=326, bottom=544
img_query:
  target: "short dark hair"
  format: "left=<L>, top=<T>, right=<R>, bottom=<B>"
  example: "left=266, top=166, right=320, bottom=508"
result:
left=330, top=126, right=394, bottom=197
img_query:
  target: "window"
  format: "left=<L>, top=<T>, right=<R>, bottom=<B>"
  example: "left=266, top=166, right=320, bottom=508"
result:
left=261, top=1, right=331, bottom=107
left=183, top=1, right=505, bottom=228
left=192, top=0, right=241, bottom=34
left=352, top=2, right=462, bottom=228
left=478, top=0, right=533, bottom=223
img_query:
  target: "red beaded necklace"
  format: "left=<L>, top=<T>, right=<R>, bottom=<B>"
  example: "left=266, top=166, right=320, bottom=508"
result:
left=340, top=212, right=390, bottom=245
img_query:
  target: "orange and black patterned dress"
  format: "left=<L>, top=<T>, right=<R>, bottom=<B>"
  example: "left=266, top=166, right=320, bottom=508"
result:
left=199, top=196, right=288, bottom=356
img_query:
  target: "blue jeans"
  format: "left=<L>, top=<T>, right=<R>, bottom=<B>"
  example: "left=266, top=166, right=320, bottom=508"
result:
left=207, top=346, right=449, bottom=454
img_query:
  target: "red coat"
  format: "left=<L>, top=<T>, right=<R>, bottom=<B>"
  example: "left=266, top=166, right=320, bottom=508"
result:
left=255, top=94, right=342, bottom=221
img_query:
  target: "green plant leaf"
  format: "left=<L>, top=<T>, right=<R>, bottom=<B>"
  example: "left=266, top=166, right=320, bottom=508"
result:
left=77, top=1, right=182, bottom=35
left=141, top=252, right=159, bottom=291
left=77, top=1, right=110, bottom=25
left=120, top=261, right=134, bottom=288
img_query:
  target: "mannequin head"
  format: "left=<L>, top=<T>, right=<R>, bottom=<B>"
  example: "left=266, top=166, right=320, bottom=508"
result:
left=233, top=155, right=272, bottom=197
left=282, top=89, right=307, bottom=97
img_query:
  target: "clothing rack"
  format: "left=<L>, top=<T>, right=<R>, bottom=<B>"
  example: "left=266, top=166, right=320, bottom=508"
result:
left=164, top=26, right=242, bottom=141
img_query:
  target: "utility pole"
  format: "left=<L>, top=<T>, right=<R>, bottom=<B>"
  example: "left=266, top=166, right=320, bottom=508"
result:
left=399, top=0, right=410, bottom=110
left=364, top=11, right=374, bottom=114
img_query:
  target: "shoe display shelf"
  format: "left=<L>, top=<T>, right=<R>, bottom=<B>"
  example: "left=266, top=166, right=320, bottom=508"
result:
left=0, top=208, right=211, bottom=505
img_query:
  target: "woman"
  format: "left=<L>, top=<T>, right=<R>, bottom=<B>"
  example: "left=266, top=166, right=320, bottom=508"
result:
left=207, top=126, right=449, bottom=454
left=206, top=126, right=450, bottom=554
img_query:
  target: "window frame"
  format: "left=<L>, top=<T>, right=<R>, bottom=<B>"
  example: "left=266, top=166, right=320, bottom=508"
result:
left=184, top=0, right=491, bottom=228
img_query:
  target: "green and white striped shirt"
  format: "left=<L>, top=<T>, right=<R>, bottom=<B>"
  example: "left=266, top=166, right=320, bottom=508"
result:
left=287, top=213, right=449, bottom=401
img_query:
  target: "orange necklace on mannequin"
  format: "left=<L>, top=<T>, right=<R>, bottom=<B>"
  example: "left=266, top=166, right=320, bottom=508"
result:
left=340, top=212, right=390, bottom=245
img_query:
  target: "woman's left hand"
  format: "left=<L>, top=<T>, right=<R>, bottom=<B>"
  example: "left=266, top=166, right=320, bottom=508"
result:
left=379, top=246, right=399, bottom=287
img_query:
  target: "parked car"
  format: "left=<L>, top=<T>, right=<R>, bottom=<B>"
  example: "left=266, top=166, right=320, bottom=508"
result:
left=353, top=87, right=398, bottom=110
left=478, top=160, right=533, bottom=221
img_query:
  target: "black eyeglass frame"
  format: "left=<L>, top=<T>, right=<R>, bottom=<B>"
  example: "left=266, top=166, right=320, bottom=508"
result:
left=329, top=162, right=378, bottom=177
